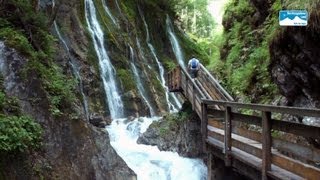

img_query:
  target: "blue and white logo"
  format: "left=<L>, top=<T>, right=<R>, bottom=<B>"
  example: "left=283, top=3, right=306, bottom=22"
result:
left=279, top=10, right=308, bottom=26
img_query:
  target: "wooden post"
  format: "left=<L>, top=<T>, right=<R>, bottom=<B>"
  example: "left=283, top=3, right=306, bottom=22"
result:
left=185, top=77, right=188, bottom=98
left=192, top=83, right=195, bottom=110
left=224, top=106, right=232, bottom=166
left=262, top=111, right=271, bottom=180
left=201, top=102, right=208, bottom=152
left=207, top=152, right=212, bottom=180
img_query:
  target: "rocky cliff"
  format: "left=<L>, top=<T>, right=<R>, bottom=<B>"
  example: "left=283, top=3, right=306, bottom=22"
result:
left=0, top=0, right=207, bottom=178
left=137, top=103, right=203, bottom=158
left=217, top=0, right=320, bottom=109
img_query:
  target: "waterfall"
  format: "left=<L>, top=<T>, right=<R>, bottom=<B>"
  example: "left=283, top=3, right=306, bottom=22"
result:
left=85, top=0, right=124, bottom=119
left=114, top=0, right=122, bottom=14
left=136, top=37, right=152, bottom=70
left=106, top=117, right=208, bottom=180
left=53, top=22, right=90, bottom=121
left=166, top=15, right=186, bottom=70
left=101, top=0, right=119, bottom=28
left=129, top=46, right=155, bottom=117
left=140, top=10, right=182, bottom=111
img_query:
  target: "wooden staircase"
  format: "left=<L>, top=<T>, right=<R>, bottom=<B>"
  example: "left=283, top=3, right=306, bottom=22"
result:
left=167, top=65, right=320, bottom=180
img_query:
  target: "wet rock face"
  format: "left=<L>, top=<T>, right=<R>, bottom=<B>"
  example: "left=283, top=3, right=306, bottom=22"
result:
left=250, top=0, right=270, bottom=26
left=270, top=26, right=320, bottom=108
left=0, top=42, right=136, bottom=179
left=137, top=111, right=203, bottom=158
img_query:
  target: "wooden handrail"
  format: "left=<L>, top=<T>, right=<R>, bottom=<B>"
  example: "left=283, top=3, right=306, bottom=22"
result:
left=199, top=64, right=234, bottom=101
left=168, top=65, right=320, bottom=179
left=202, top=99, right=320, bottom=117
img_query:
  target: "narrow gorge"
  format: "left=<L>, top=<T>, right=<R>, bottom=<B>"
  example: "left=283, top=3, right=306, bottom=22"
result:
left=0, top=0, right=319, bottom=179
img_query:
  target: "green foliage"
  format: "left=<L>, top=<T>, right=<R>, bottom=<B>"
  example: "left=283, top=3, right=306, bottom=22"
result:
left=170, top=0, right=215, bottom=38
left=0, top=0, right=76, bottom=116
left=163, top=57, right=177, bottom=71
left=0, top=115, right=42, bottom=153
left=25, top=61, right=76, bottom=116
left=117, top=69, right=135, bottom=91
left=0, top=84, right=42, bottom=153
left=208, top=0, right=281, bottom=103
left=159, top=111, right=189, bottom=136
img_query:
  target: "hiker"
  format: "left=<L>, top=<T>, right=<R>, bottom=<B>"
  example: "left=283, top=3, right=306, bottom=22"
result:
left=188, top=56, right=200, bottom=78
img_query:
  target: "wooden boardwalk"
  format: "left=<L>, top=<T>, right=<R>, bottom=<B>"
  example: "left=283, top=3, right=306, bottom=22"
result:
left=167, top=65, right=320, bottom=180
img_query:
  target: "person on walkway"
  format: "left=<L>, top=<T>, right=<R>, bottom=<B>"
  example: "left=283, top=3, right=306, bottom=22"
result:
left=188, top=56, right=200, bottom=78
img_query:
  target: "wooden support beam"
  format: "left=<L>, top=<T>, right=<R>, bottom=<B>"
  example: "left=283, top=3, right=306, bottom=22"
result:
left=207, top=153, right=212, bottom=180
left=201, top=102, right=208, bottom=152
left=192, top=82, right=195, bottom=110
left=225, top=106, right=232, bottom=166
left=262, top=111, right=271, bottom=180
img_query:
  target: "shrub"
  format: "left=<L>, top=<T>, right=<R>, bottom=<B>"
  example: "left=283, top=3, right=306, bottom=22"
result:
left=0, top=115, right=42, bottom=153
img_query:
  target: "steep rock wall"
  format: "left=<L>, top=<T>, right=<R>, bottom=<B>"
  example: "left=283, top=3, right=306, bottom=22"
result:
left=270, top=7, right=320, bottom=108
left=0, top=41, right=136, bottom=179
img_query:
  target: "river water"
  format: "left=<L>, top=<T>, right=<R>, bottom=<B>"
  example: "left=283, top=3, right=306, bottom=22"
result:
left=106, top=117, right=207, bottom=180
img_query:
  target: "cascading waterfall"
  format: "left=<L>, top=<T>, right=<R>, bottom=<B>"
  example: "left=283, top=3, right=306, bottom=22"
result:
left=52, top=0, right=89, bottom=120
left=85, top=0, right=124, bottom=119
left=140, top=10, right=182, bottom=111
left=101, top=0, right=119, bottom=28
left=115, top=0, right=122, bottom=14
left=136, top=37, right=152, bottom=70
left=166, top=15, right=186, bottom=70
left=107, top=117, right=208, bottom=180
left=82, top=2, right=207, bottom=179
left=129, top=46, right=155, bottom=117
left=148, top=45, right=181, bottom=112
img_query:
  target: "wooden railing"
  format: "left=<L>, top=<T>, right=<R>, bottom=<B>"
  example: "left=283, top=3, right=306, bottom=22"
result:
left=203, top=99, right=320, bottom=180
left=167, top=65, right=320, bottom=180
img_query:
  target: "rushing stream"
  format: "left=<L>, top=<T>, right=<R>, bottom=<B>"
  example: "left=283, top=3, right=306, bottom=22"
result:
left=83, top=1, right=207, bottom=179
left=106, top=117, right=207, bottom=180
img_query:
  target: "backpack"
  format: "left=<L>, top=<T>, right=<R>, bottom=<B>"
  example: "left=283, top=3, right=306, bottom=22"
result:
left=191, top=59, right=198, bottom=69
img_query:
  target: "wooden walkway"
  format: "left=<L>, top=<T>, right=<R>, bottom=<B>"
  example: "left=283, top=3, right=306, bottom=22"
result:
left=167, top=65, right=320, bottom=180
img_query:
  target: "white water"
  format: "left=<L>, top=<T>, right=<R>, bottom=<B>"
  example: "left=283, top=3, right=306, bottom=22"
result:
left=166, top=15, right=186, bottom=70
left=106, top=117, right=207, bottom=180
left=129, top=46, right=155, bottom=117
left=85, top=0, right=124, bottom=119
left=101, top=0, right=119, bottom=28
left=140, top=11, right=182, bottom=112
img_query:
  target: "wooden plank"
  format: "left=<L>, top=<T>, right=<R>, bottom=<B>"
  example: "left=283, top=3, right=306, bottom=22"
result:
left=207, top=107, right=320, bottom=139
left=225, top=106, right=232, bottom=166
left=272, top=152, right=320, bottom=180
left=207, top=137, right=303, bottom=180
left=262, top=111, right=271, bottom=180
left=208, top=119, right=320, bottom=165
left=272, top=120, right=320, bottom=139
left=202, top=99, right=320, bottom=117
left=207, top=126, right=320, bottom=179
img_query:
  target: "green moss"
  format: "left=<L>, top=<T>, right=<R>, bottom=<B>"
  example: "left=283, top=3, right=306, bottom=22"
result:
left=158, top=111, right=189, bottom=137
left=117, top=69, right=135, bottom=91
left=121, top=0, right=137, bottom=23
left=162, top=56, right=177, bottom=71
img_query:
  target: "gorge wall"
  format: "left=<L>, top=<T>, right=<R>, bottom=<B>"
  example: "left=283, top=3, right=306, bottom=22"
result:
left=0, top=0, right=206, bottom=178
left=214, top=0, right=320, bottom=110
